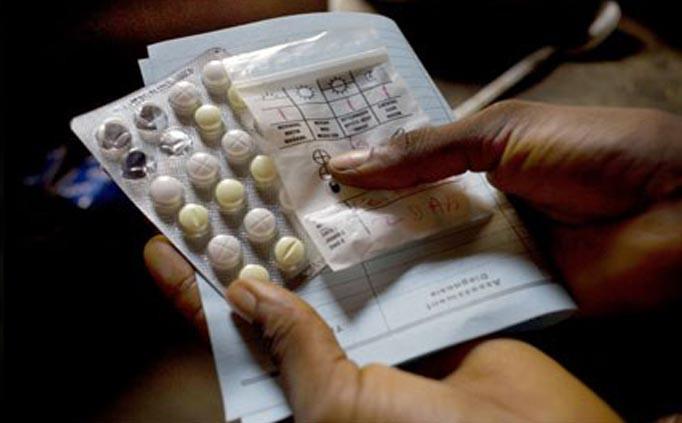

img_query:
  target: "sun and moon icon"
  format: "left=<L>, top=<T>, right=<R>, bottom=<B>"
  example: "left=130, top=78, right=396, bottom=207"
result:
left=329, top=76, right=349, bottom=95
left=295, top=84, right=315, bottom=100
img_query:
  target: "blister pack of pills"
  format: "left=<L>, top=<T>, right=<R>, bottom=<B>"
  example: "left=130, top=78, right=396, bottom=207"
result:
left=71, top=48, right=326, bottom=292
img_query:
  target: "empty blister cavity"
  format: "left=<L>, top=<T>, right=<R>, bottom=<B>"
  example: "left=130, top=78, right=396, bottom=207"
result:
left=159, top=127, right=192, bottom=155
left=274, top=236, right=306, bottom=276
left=202, top=60, right=231, bottom=96
left=168, top=81, right=202, bottom=118
left=215, top=178, right=246, bottom=213
left=239, top=264, right=270, bottom=282
left=150, top=175, right=185, bottom=214
left=96, top=117, right=132, bottom=160
left=194, top=104, right=225, bottom=143
left=134, top=103, right=169, bottom=142
left=244, top=208, right=277, bottom=243
left=122, top=149, right=154, bottom=179
left=178, top=203, right=210, bottom=238
left=221, top=129, right=255, bottom=166
left=207, top=234, right=242, bottom=271
left=186, top=152, right=220, bottom=189
left=250, top=155, right=277, bottom=188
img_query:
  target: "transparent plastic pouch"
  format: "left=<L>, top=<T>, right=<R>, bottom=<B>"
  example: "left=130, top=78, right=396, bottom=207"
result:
left=225, top=31, right=494, bottom=270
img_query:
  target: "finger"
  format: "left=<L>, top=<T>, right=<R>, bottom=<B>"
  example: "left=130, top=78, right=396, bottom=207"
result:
left=225, top=278, right=356, bottom=419
left=328, top=100, right=530, bottom=189
left=143, top=235, right=208, bottom=337
left=226, top=278, right=490, bottom=422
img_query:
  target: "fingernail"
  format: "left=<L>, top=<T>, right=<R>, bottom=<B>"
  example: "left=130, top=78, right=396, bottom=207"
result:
left=329, top=150, right=370, bottom=172
left=226, top=282, right=257, bottom=323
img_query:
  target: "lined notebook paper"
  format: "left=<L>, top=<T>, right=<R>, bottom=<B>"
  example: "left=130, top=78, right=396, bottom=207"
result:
left=141, top=12, right=575, bottom=423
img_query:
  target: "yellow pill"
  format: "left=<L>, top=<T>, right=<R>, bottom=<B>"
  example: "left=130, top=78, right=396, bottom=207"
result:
left=178, top=203, right=210, bottom=237
left=215, top=178, right=245, bottom=213
left=274, top=236, right=306, bottom=274
left=249, top=155, right=277, bottom=187
left=238, top=264, right=270, bottom=282
left=228, top=85, right=247, bottom=111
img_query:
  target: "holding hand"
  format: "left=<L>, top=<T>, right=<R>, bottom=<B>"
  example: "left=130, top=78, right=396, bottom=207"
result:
left=330, top=101, right=682, bottom=314
left=144, top=101, right=682, bottom=422
left=145, top=237, right=620, bottom=422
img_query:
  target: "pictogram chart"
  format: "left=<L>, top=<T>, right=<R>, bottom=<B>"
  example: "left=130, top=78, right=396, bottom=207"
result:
left=254, top=65, right=413, bottom=147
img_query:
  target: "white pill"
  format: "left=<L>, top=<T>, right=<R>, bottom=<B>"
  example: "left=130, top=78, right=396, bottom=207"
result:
left=194, top=104, right=224, bottom=141
left=215, top=178, right=245, bottom=213
left=95, top=117, right=132, bottom=161
left=221, top=129, right=255, bottom=165
left=274, top=236, right=306, bottom=274
left=244, top=208, right=277, bottom=243
left=168, top=81, right=202, bottom=117
left=278, top=188, right=295, bottom=214
left=207, top=235, right=242, bottom=271
left=228, top=85, right=247, bottom=111
left=186, top=152, right=220, bottom=189
left=150, top=176, right=184, bottom=213
left=178, top=203, right=210, bottom=238
left=201, top=60, right=231, bottom=96
left=249, top=155, right=278, bottom=187
left=238, top=264, right=270, bottom=282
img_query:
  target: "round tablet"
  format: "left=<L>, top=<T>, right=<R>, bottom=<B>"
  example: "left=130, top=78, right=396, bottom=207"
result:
left=134, top=103, right=168, bottom=142
left=194, top=105, right=223, bottom=131
left=201, top=60, right=231, bottom=96
left=249, top=155, right=277, bottom=187
left=207, top=235, right=242, bottom=271
left=168, top=81, right=202, bottom=117
left=186, top=152, right=220, bottom=189
left=274, top=236, right=306, bottom=274
left=215, top=179, right=245, bottom=213
left=159, top=127, right=192, bottom=155
left=178, top=203, right=210, bottom=237
left=194, top=104, right=224, bottom=142
left=150, top=176, right=184, bottom=213
left=238, top=264, right=270, bottom=282
left=243, top=208, right=277, bottom=243
left=228, top=85, right=247, bottom=111
left=221, top=129, right=255, bottom=165
left=96, top=117, right=132, bottom=160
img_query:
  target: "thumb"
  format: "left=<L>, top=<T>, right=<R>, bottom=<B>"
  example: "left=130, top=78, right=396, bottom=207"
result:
left=225, top=278, right=359, bottom=420
left=328, top=100, right=527, bottom=189
left=225, top=278, right=489, bottom=422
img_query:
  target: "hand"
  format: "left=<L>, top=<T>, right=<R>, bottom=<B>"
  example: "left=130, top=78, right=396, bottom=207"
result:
left=144, top=236, right=621, bottom=422
left=329, top=101, right=682, bottom=314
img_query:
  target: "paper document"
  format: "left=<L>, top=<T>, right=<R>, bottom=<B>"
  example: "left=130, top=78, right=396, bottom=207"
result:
left=141, top=12, right=575, bottom=423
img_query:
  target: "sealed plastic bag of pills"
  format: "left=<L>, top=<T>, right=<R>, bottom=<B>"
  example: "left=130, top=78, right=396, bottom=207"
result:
left=71, top=48, right=327, bottom=294
left=223, top=30, right=496, bottom=270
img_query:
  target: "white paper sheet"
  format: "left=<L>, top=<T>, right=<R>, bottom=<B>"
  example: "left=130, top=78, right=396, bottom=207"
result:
left=142, top=12, right=575, bottom=423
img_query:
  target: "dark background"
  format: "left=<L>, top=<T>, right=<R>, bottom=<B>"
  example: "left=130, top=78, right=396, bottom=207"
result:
left=2, top=1, right=681, bottom=421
